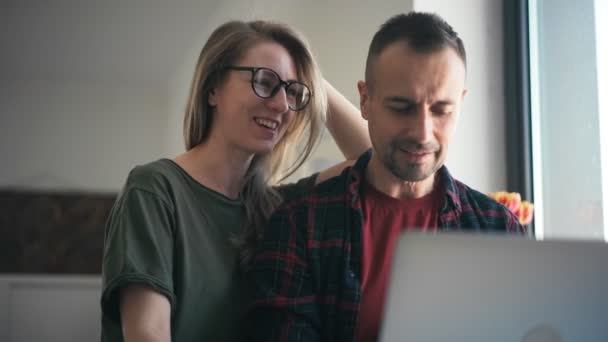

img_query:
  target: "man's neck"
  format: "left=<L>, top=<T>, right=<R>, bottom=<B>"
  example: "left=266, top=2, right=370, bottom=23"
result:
left=365, top=152, right=436, bottom=199
left=173, top=137, right=253, bottom=199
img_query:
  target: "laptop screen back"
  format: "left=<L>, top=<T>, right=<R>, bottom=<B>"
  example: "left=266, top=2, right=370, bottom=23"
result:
left=380, top=233, right=608, bottom=342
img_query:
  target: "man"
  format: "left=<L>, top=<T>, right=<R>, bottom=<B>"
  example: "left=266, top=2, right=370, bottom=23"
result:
left=248, top=12, right=523, bottom=342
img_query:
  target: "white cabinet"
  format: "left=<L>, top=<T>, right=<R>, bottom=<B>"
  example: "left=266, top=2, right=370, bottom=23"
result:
left=0, top=275, right=101, bottom=342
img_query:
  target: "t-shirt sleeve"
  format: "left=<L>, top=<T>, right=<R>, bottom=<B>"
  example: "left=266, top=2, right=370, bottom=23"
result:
left=101, top=186, right=176, bottom=323
left=275, top=172, right=319, bottom=202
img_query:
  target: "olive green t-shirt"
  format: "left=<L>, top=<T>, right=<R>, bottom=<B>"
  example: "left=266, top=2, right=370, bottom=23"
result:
left=101, top=159, right=317, bottom=341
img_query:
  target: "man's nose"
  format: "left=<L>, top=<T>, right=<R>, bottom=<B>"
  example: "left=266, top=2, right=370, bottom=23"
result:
left=410, top=109, right=433, bottom=143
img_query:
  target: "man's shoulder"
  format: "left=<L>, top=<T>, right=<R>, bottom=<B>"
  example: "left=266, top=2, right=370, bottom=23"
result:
left=451, top=179, right=521, bottom=229
left=276, top=168, right=351, bottom=213
left=451, top=179, right=497, bottom=207
left=264, top=168, right=353, bottom=248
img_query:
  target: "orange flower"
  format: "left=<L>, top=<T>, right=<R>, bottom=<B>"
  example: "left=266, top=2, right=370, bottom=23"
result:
left=488, top=191, right=521, bottom=214
left=488, top=191, right=534, bottom=225
left=518, top=201, right=534, bottom=225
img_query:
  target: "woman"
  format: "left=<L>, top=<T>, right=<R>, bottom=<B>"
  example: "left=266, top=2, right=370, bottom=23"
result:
left=101, top=20, right=369, bottom=342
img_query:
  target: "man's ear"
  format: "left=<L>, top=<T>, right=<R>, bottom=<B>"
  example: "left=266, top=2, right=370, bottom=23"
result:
left=358, top=80, right=370, bottom=120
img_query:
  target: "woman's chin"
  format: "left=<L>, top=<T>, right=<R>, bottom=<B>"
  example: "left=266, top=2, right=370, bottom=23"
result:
left=245, top=141, right=276, bottom=156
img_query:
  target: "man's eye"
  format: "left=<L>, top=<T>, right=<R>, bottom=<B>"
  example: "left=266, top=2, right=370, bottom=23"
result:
left=434, top=108, right=453, bottom=116
left=389, top=106, right=413, bottom=113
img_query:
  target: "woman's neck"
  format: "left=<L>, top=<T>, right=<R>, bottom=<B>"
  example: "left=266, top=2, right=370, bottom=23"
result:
left=173, top=138, right=253, bottom=199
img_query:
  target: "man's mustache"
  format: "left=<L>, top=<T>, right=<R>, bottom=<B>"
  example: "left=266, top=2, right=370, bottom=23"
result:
left=391, top=139, right=440, bottom=154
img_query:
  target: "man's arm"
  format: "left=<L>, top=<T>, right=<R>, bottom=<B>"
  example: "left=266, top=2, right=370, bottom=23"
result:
left=120, top=285, right=171, bottom=342
left=248, top=204, right=321, bottom=341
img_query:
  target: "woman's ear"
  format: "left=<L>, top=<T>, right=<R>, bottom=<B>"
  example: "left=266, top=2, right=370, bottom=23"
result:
left=208, top=89, right=217, bottom=106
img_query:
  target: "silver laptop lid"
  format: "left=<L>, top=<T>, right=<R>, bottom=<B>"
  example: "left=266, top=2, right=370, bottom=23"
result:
left=380, top=232, right=608, bottom=342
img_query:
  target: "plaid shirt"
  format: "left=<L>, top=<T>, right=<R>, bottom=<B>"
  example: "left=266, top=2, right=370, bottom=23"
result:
left=249, top=150, right=523, bottom=342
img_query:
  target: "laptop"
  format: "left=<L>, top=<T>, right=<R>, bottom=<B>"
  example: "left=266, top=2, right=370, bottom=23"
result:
left=379, top=232, right=608, bottom=342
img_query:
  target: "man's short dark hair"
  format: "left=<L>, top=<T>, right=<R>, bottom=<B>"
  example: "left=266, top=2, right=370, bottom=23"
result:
left=365, top=12, right=467, bottom=85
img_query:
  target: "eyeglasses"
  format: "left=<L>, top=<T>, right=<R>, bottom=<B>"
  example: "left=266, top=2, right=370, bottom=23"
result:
left=224, top=66, right=312, bottom=111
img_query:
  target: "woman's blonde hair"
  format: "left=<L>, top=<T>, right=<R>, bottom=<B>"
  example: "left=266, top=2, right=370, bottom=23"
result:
left=183, top=20, right=327, bottom=265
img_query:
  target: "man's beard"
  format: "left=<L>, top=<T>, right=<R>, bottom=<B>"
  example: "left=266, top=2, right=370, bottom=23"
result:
left=383, top=138, right=442, bottom=182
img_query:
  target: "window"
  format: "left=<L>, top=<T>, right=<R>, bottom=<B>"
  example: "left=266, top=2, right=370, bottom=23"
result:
left=528, top=0, right=607, bottom=241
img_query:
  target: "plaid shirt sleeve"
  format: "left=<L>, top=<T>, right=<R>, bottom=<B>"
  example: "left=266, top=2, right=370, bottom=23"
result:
left=248, top=201, right=321, bottom=342
left=505, top=209, right=525, bottom=233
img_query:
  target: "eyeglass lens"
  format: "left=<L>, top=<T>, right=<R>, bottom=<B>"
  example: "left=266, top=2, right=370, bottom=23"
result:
left=251, top=69, right=310, bottom=110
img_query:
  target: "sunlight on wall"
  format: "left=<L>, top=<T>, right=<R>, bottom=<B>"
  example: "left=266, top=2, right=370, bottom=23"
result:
left=595, top=0, right=608, bottom=241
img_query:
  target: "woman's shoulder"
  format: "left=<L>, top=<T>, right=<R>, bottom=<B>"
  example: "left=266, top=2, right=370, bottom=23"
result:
left=123, top=159, right=185, bottom=195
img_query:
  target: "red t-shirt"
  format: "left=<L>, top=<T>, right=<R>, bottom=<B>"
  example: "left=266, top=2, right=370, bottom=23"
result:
left=356, top=178, right=443, bottom=342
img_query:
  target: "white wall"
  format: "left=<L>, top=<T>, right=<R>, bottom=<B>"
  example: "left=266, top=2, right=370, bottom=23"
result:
left=0, top=81, right=168, bottom=192
left=413, top=0, right=507, bottom=192
left=1, top=0, right=218, bottom=192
